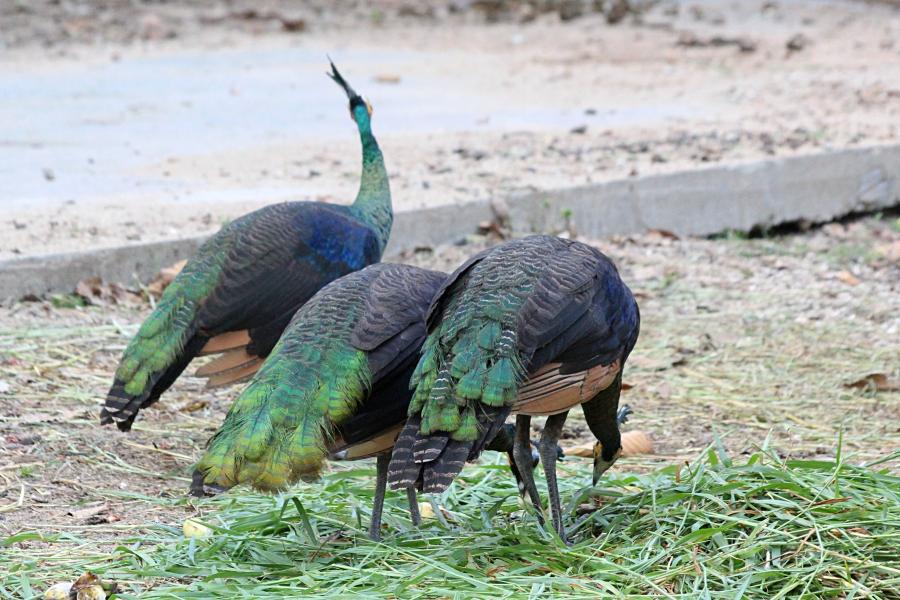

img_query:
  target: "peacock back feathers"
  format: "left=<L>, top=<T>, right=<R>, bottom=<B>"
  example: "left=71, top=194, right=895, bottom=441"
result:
left=410, top=236, right=603, bottom=441
left=197, top=263, right=446, bottom=492
left=390, top=235, right=634, bottom=492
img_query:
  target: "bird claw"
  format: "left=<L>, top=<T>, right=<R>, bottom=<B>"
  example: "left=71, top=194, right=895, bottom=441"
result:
left=188, top=469, right=227, bottom=498
left=616, top=404, right=633, bottom=425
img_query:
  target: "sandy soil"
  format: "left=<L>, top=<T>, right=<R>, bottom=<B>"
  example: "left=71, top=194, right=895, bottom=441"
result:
left=1, top=216, right=898, bottom=548
left=2, top=0, right=899, bottom=259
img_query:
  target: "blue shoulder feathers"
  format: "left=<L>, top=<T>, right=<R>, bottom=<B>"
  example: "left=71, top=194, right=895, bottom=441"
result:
left=294, top=204, right=382, bottom=272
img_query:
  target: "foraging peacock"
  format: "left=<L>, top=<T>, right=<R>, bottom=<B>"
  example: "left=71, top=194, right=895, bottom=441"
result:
left=193, top=263, right=550, bottom=540
left=387, top=235, right=640, bottom=541
left=101, top=62, right=392, bottom=431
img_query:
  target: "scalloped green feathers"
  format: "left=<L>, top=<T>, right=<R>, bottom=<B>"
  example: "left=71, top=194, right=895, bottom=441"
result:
left=197, top=343, right=370, bottom=492
left=195, top=268, right=383, bottom=492
left=410, top=287, right=530, bottom=442
left=114, top=249, right=225, bottom=397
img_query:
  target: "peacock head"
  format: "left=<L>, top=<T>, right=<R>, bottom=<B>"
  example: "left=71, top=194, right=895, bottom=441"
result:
left=327, top=59, right=373, bottom=127
left=592, top=440, right=621, bottom=486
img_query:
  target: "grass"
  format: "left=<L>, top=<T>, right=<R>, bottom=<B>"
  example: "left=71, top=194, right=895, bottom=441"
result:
left=1, top=218, right=898, bottom=598
left=3, top=442, right=899, bottom=599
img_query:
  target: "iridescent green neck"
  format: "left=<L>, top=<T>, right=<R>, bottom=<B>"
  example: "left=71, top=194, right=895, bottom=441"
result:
left=350, top=107, right=392, bottom=256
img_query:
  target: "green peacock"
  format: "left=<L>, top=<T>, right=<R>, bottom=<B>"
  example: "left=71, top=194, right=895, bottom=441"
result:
left=101, top=61, right=392, bottom=431
left=194, top=263, right=554, bottom=540
left=388, top=235, right=641, bottom=541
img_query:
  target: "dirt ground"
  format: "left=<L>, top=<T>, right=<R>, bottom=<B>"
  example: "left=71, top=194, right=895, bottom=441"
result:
left=2, top=0, right=899, bottom=258
left=1, top=215, right=898, bottom=551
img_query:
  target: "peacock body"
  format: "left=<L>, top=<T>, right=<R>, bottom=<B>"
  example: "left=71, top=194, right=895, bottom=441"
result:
left=387, top=235, right=640, bottom=538
left=101, top=62, right=391, bottom=431
left=195, top=263, right=446, bottom=492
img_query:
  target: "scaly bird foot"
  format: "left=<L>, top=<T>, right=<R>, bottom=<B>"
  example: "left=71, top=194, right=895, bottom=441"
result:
left=616, top=404, right=633, bottom=425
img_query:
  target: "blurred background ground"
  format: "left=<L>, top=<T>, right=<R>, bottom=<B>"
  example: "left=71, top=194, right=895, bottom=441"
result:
left=1, top=0, right=899, bottom=258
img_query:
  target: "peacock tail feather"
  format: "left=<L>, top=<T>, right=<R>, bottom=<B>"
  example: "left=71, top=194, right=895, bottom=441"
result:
left=195, top=273, right=373, bottom=491
left=197, top=340, right=370, bottom=492
left=100, top=227, right=239, bottom=429
left=116, top=255, right=224, bottom=396
left=195, top=263, right=446, bottom=492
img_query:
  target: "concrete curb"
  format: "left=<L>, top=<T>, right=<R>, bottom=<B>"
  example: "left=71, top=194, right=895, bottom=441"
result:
left=506, top=144, right=899, bottom=238
left=2, top=144, right=898, bottom=299
left=0, top=237, right=208, bottom=299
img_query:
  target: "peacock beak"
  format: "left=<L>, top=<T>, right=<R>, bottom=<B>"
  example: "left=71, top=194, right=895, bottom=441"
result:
left=365, top=100, right=373, bottom=117
left=592, top=444, right=622, bottom=486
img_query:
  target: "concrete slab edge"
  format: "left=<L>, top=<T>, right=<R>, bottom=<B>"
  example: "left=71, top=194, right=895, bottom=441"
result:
left=505, top=143, right=899, bottom=238
left=2, top=143, right=898, bottom=299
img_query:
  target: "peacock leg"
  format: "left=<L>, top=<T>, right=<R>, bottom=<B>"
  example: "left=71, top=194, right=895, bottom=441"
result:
left=540, top=411, right=570, bottom=542
left=406, top=487, right=421, bottom=526
left=368, top=453, right=391, bottom=541
left=511, top=415, right=545, bottom=520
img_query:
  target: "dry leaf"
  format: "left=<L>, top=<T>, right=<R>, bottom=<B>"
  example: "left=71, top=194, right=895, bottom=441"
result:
left=374, top=74, right=401, bottom=84
left=563, top=430, right=653, bottom=458
left=486, top=565, right=506, bottom=578
left=74, top=277, right=101, bottom=301
left=875, top=240, right=900, bottom=263
left=71, top=572, right=110, bottom=600
left=565, top=443, right=593, bottom=458
left=177, top=399, right=209, bottom=413
left=844, top=373, right=900, bottom=392
left=85, top=513, right=121, bottom=525
left=477, top=220, right=505, bottom=237
left=147, top=259, right=187, bottom=297
left=417, top=502, right=436, bottom=519
left=822, top=223, right=847, bottom=238
left=810, top=497, right=850, bottom=507
left=576, top=503, right=597, bottom=515
left=17, top=408, right=87, bottom=425
left=646, top=229, right=680, bottom=240
left=621, top=431, right=654, bottom=456
left=75, top=277, right=141, bottom=306
left=68, top=503, right=109, bottom=521
left=43, top=582, right=72, bottom=600
left=183, top=518, right=213, bottom=538
left=835, top=270, right=861, bottom=286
